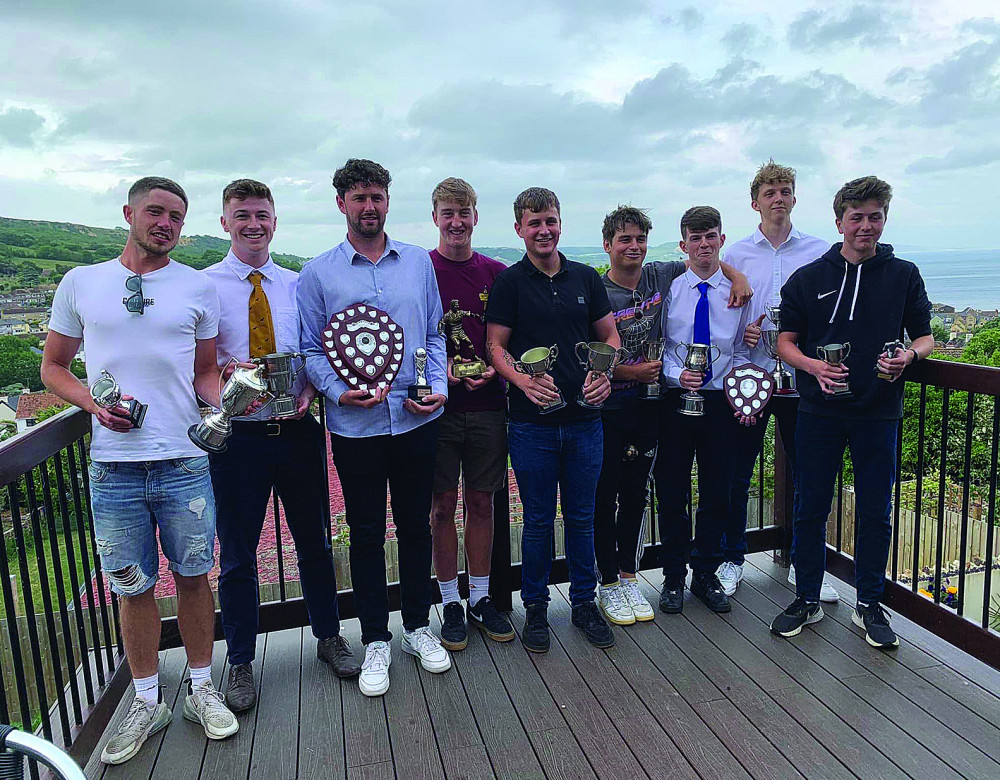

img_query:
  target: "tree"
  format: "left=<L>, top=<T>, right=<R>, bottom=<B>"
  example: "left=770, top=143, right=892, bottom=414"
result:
left=931, top=322, right=950, bottom=344
left=0, top=336, right=44, bottom=390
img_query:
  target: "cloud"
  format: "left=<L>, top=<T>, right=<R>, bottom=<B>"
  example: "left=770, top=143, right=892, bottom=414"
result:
left=905, top=142, right=1000, bottom=174
left=787, top=6, right=902, bottom=51
left=0, top=107, right=45, bottom=147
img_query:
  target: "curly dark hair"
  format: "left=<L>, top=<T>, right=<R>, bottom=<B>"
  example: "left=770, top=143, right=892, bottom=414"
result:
left=332, top=159, right=392, bottom=198
left=602, top=205, right=652, bottom=244
left=833, top=176, right=892, bottom=219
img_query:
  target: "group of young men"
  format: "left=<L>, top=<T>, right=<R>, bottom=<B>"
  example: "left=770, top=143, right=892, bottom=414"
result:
left=39, top=158, right=932, bottom=766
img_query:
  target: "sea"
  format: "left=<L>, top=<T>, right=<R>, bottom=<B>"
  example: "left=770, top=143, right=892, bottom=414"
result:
left=904, top=249, right=1000, bottom=311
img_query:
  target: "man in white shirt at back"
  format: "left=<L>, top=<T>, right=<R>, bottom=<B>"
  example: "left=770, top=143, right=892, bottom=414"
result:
left=718, top=160, right=838, bottom=602
left=41, top=177, right=238, bottom=765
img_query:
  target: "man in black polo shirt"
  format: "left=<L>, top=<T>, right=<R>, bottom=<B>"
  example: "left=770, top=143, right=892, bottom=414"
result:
left=486, top=187, right=620, bottom=653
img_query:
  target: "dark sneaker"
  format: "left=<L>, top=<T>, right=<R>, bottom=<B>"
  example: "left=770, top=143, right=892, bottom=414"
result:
left=468, top=597, right=515, bottom=642
left=522, top=603, right=550, bottom=653
left=318, top=635, right=362, bottom=677
left=690, top=572, right=731, bottom=613
left=852, top=603, right=900, bottom=649
left=440, top=602, right=468, bottom=650
left=225, top=662, right=256, bottom=712
left=571, top=601, right=615, bottom=649
left=659, top=579, right=684, bottom=614
left=770, top=597, right=823, bottom=637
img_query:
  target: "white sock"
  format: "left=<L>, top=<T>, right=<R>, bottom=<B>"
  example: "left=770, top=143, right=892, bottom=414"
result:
left=134, top=673, right=158, bottom=709
left=468, top=575, right=490, bottom=606
left=190, top=664, right=213, bottom=690
left=438, top=577, right=461, bottom=606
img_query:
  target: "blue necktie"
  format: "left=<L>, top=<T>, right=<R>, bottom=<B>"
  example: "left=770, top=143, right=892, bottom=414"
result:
left=694, top=282, right=712, bottom=383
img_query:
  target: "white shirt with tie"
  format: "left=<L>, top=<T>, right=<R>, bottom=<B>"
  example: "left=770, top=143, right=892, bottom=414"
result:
left=661, top=267, right=753, bottom=391
left=202, top=250, right=306, bottom=420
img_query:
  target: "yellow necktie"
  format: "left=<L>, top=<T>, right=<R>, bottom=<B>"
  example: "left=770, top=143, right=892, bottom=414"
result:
left=248, top=270, right=276, bottom=358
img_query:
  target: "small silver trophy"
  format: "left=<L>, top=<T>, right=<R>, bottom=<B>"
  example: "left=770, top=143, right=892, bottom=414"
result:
left=255, top=351, right=303, bottom=418
left=673, top=342, right=721, bottom=416
left=574, top=341, right=624, bottom=409
left=514, top=345, right=566, bottom=414
left=639, top=337, right=665, bottom=400
left=816, top=343, right=852, bottom=398
left=90, top=369, right=147, bottom=429
left=407, top=347, right=433, bottom=403
left=188, top=365, right=271, bottom=453
left=762, top=305, right=795, bottom=394
left=876, top=340, right=905, bottom=381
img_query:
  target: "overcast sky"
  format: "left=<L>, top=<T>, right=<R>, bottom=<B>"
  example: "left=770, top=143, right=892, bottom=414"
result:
left=2, top=0, right=999, bottom=256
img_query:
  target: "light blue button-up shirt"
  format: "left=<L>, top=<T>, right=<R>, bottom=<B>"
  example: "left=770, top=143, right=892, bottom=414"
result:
left=297, top=235, right=447, bottom=438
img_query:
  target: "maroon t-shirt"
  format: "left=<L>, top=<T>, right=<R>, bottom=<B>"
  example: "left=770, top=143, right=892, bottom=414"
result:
left=430, top=249, right=508, bottom=414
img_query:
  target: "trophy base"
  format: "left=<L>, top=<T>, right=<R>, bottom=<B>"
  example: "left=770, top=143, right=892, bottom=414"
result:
left=771, top=372, right=796, bottom=395
left=538, top=395, right=567, bottom=415
left=576, top=394, right=604, bottom=410
left=127, top=400, right=148, bottom=429
left=408, top=384, right=433, bottom=404
left=453, top=359, right=486, bottom=379
left=875, top=371, right=893, bottom=381
left=188, top=422, right=229, bottom=454
left=677, top=391, right=705, bottom=417
left=825, top=386, right=853, bottom=400
left=270, top=394, right=298, bottom=418
left=639, top=384, right=662, bottom=401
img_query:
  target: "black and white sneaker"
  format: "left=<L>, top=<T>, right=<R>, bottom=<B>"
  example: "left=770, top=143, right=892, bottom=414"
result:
left=690, top=572, right=731, bottom=613
left=571, top=601, right=615, bottom=648
left=659, top=579, right=684, bottom=614
left=852, top=603, right=899, bottom=649
left=468, top=597, right=515, bottom=642
left=440, top=602, right=468, bottom=651
left=770, top=597, right=823, bottom=637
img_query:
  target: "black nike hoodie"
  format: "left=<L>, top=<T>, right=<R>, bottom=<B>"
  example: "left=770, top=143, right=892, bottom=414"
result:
left=779, top=243, right=931, bottom=419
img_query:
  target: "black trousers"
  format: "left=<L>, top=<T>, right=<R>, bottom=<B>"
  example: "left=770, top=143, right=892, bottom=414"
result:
left=330, top=420, right=439, bottom=645
left=210, top=415, right=340, bottom=665
left=654, top=391, right=740, bottom=582
left=593, top=406, right=658, bottom=584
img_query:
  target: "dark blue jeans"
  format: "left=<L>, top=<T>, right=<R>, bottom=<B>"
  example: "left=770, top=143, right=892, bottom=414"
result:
left=508, top=419, right=603, bottom=607
left=793, top=412, right=898, bottom=605
left=210, top=415, right=340, bottom=664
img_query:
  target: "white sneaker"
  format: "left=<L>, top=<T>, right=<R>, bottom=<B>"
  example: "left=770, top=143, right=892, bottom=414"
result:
left=716, top=562, right=744, bottom=597
left=360, top=641, right=391, bottom=697
left=788, top=565, right=841, bottom=604
left=101, top=696, right=171, bottom=765
left=183, top=682, right=238, bottom=740
left=401, top=627, right=452, bottom=673
left=619, top=578, right=654, bottom=622
left=598, top=583, right=635, bottom=625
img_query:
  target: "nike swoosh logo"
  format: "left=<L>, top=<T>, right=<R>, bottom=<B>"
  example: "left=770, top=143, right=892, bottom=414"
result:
left=817, top=290, right=837, bottom=300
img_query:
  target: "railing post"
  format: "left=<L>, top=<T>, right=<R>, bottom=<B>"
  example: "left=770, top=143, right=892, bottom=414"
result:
left=489, top=473, right=513, bottom=612
left=773, top=426, right=794, bottom=567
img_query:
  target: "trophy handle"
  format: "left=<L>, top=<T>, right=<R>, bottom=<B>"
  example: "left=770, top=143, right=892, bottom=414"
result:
left=842, top=342, right=851, bottom=360
left=816, top=347, right=824, bottom=361
left=708, top=345, right=722, bottom=366
left=574, top=341, right=589, bottom=367
left=219, top=357, right=238, bottom=409
left=548, top=344, right=559, bottom=361
left=615, top=347, right=629, bottom=366
left=673, top=342, right=689, bottom=364
left=514, top=361, right=528, bottom=375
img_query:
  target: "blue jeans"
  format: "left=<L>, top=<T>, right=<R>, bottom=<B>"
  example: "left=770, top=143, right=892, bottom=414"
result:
left=508, top=419, right=603, bottom=607
left=89, top=457, right=216, bottom=596
left=793, top=412, right=898, bottom=604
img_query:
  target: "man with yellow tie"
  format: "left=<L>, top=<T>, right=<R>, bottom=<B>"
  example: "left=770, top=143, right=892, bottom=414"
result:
left=203, top=179, right=360, bottom=714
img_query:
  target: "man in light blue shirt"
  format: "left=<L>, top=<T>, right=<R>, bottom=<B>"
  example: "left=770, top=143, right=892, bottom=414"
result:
left=297, top=158, right=451, bottom=698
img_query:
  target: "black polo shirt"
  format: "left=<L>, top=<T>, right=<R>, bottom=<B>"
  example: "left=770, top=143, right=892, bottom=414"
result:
left=485, top=252, right=612, bottom=424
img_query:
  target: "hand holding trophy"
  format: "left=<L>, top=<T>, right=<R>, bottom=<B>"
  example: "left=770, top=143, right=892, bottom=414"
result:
left=514, top=345, right=566, bottom=413
left=90, top=370, right=148, bottom=430
left=674, top=342, right=721, bottom=416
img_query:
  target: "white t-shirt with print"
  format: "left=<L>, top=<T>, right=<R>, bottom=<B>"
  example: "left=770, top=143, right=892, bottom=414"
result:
left=48, top=258, right=220, bottom=462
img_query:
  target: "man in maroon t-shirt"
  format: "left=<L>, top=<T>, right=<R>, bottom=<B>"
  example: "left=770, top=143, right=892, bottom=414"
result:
left=428, top=177, right=514, bottom=650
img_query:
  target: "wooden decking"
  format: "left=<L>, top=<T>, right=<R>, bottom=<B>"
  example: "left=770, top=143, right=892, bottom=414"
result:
left=84, top=554, right=1000, bottom=779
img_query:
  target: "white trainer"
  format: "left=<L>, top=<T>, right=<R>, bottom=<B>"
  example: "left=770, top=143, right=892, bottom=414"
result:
left=183, top=682, right=238, bottom=740
left=788, top=565, right=841, bottom=604
left=360, top=641, right=392, bottom=697
left=101, top=696, right=171, bottom=765
left=716, top=561, right=744, bottom=597
left=619, top=578, right=654, bottom=622
left=598, top=583, right=635, bottom=625
left=401, top=627, right=452, bottom=673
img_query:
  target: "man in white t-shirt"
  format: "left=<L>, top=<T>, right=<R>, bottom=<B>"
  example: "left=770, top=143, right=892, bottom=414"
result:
left=41, top=177, right=238, bottom=765
left=718, top=160, right=838, bottom=602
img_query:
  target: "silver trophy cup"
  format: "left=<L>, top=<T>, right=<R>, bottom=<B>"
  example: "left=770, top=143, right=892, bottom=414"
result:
left=188, top=365, right=271, bottom=453
left=763, top=306, right=795, bottom=394
left=573, top=341, right=624, bottom=409
left=408, top=347, right=433, bottom=403
left=90, top=369, right=147, bottom=429
left=816, top=342, right=852, bottom=398
left=639, top=337, right=665, bottom=400
left=514, top=345, right=566, bottom=414
left=673, top=342, right=721, bottom=416
left=256, top=351, right=303, bottom=418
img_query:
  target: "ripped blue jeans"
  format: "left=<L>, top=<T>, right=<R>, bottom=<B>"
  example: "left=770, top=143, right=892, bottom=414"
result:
left=89, top=457, right=216, bottom=596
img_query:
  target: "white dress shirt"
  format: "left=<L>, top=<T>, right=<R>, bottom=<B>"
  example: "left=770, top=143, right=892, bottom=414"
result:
left=723, top=225, right=830, bottom=371
left=661, top=267, right=752, bottom=391
left=202, top=250, right=306, bottom=420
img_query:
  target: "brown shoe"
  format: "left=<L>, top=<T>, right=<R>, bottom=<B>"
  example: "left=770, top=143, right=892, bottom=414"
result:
left=317, top=635, right=361, bottom=677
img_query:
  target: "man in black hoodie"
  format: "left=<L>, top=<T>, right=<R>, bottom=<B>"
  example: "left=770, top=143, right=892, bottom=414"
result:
left=769, top=176, right=934, bottom=649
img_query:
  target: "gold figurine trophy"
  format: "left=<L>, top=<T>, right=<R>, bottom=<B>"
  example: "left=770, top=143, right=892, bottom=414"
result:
left=438, top=299, right=487, bottom=378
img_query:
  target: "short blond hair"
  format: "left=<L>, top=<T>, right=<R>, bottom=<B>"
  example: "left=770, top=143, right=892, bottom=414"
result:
left=432, top=177, right=477, bottom=210
left=750, top=159, right=797, bottom=201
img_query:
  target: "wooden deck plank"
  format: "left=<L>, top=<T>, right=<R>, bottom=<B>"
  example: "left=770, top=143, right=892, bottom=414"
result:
left=297, top=624, right=348, bottom=780
left=198, top=632, right=266, bottom=780
left=549, top=586, right=698, bottom=780
left=440, top=744, right=496, bottom=780
left=347, top=760, right=396, bottom=780
left=693, top=698, right=804, bottom=780
left=527, top=727, right=598, bottom=780
left=433, top=606, right=547, bottom=780
left=914, top=663, right=1000, bottom=726
left=341, top=618, right=392, bottom=770
left=248, top=627, right=302, bottom=780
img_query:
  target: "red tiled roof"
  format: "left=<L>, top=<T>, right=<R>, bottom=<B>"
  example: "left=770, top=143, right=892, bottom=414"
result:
left=14, top=392, right=68, bottom=420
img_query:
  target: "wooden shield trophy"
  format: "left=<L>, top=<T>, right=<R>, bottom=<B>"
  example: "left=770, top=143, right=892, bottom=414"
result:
left=723, top=363, right=774, bottom=418
left=323, top=304, right=404, bottom=396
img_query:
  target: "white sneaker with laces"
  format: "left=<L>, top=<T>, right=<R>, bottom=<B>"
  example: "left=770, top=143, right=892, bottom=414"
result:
left=598, top=583, right=635, bottom=625
left=716, top=561, right=744, bottom=597
left=183, top=682, right=238, bottom=740
left=788, top=565, right=841, bottom=603
left=360, top=640, right=392, bottom=697
left=401, top=627, right=452, bottom=673
left=101, top=696, right=171, bottom=765
left=619, top=578, right=654, bottom=622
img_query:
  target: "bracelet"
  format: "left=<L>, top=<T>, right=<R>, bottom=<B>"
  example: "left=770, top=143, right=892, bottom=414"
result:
left=908, top=348, right=919, bottom=364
